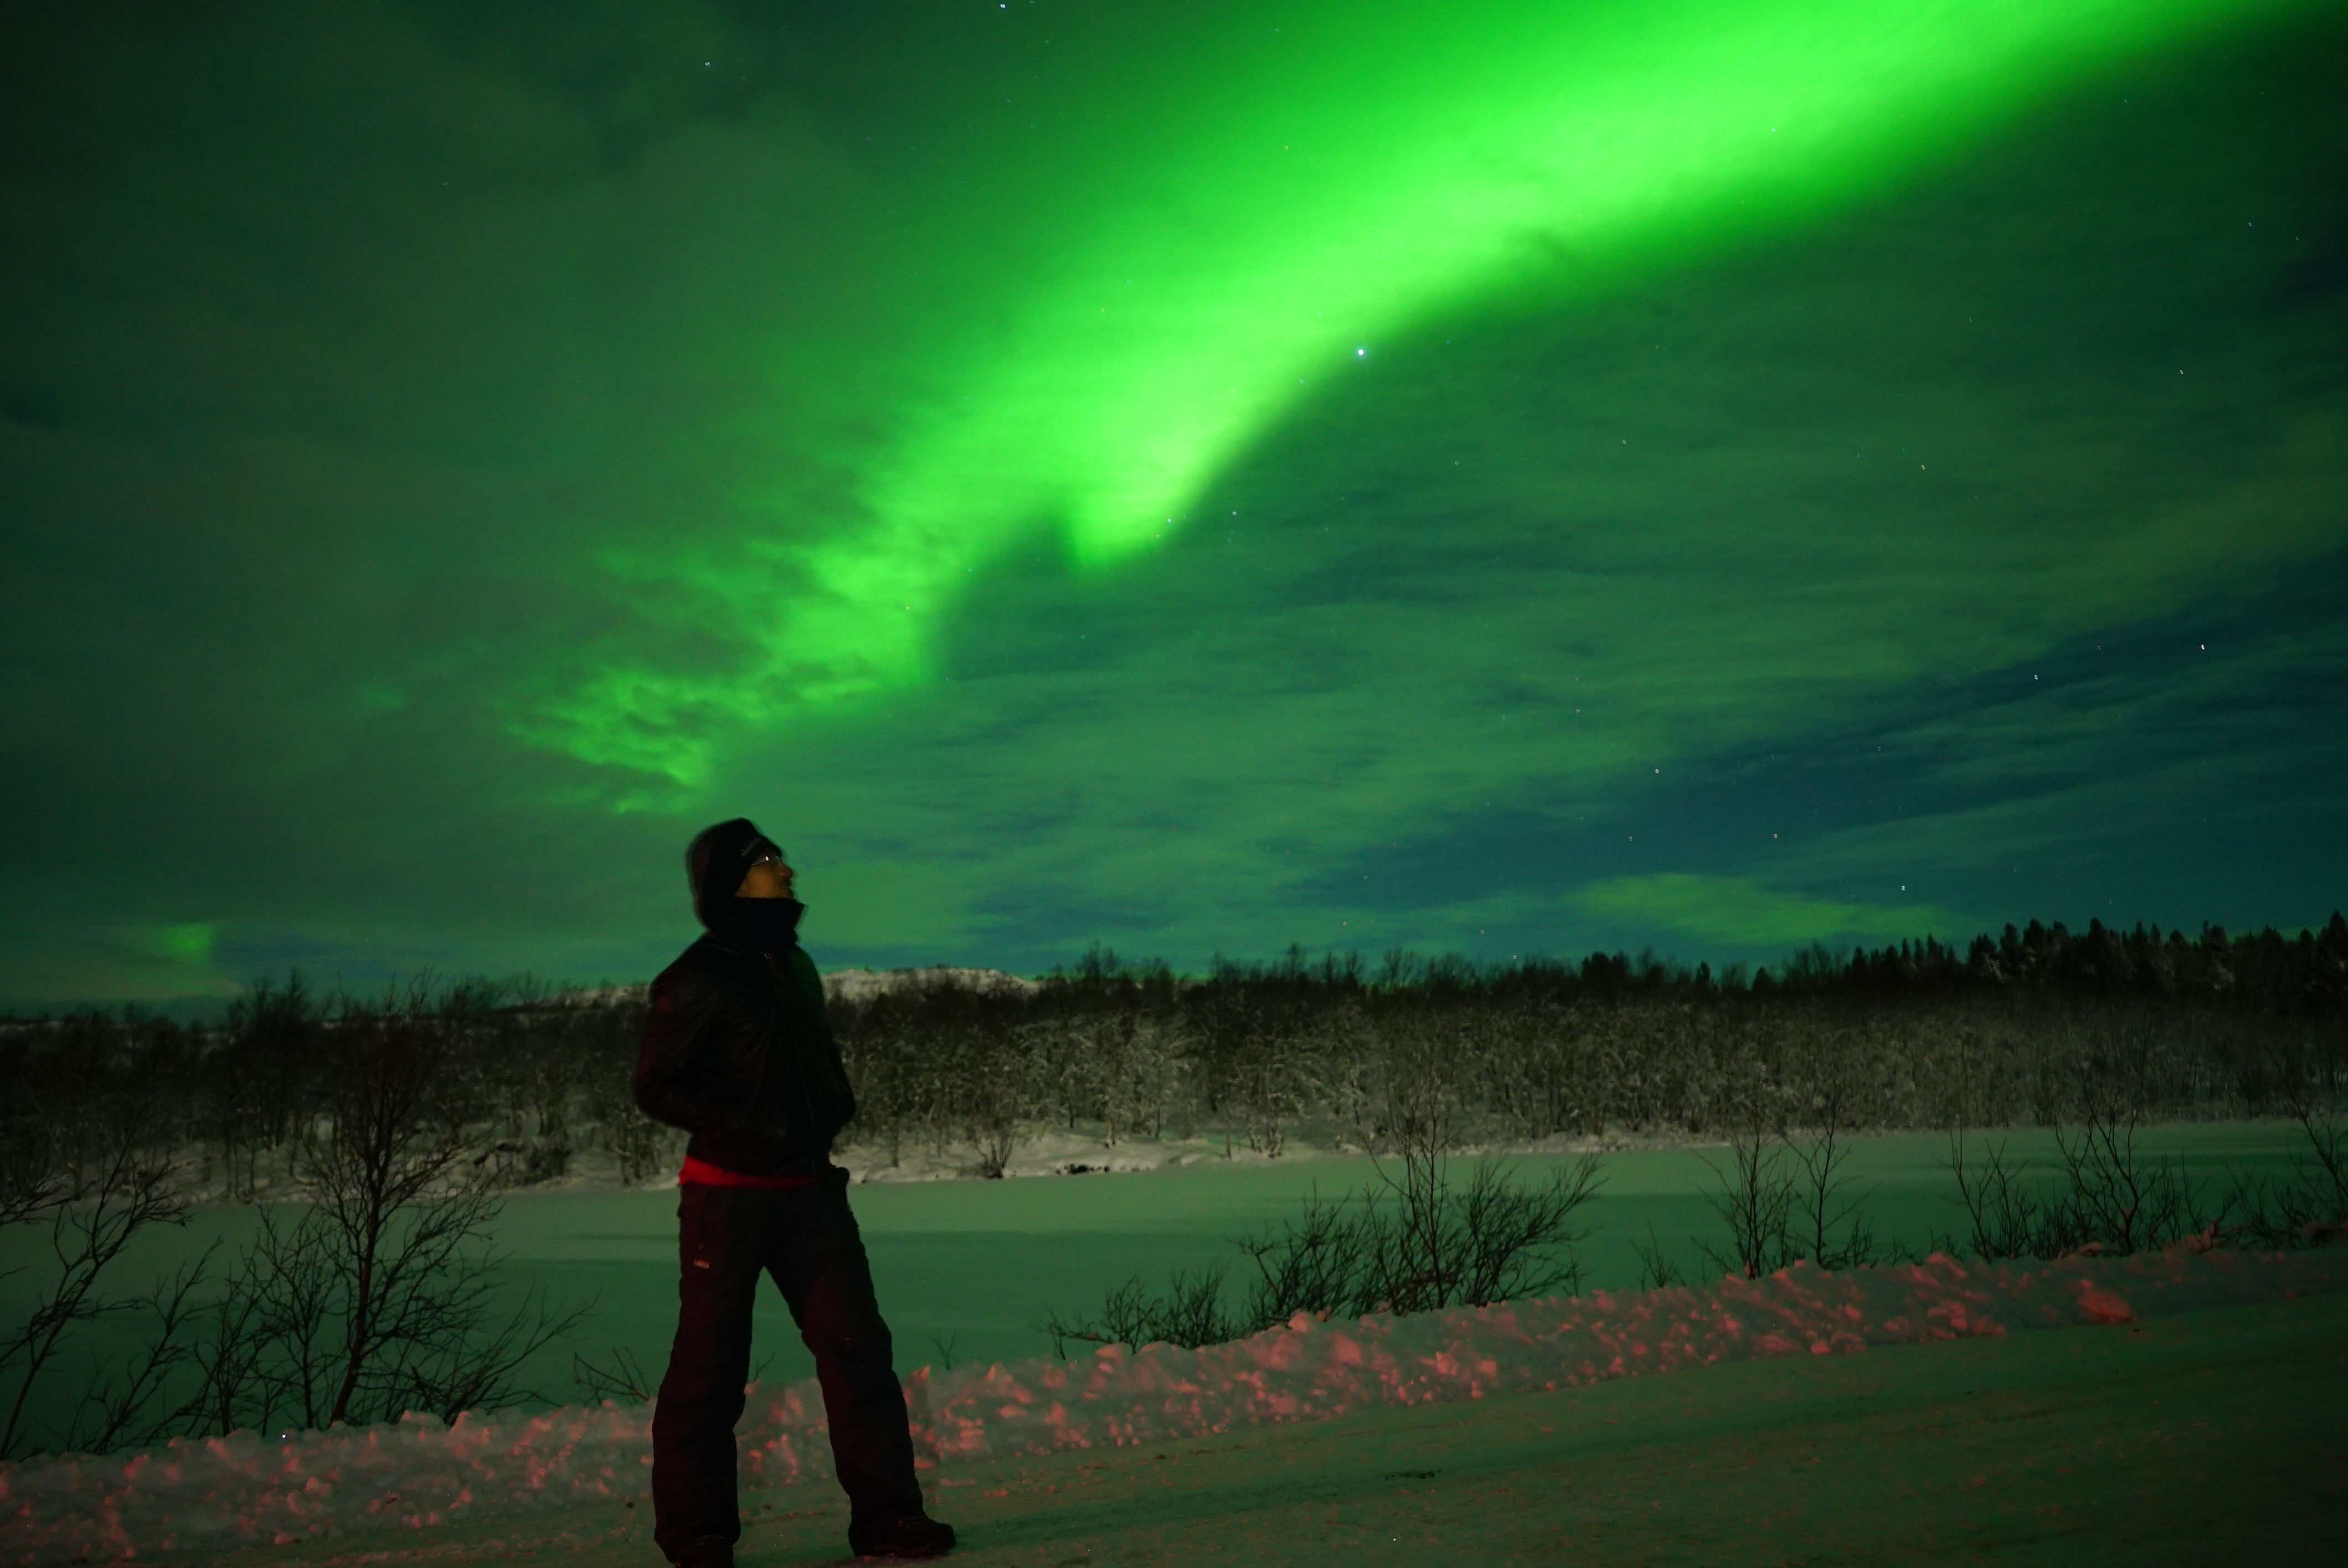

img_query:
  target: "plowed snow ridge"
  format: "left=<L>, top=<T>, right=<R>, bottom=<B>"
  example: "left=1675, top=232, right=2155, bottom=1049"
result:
left=3, top=1249, right=2339, bottom=1565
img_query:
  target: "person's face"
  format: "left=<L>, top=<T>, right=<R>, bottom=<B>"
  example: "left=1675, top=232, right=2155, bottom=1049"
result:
left=736, top=851, right=795, bottom=900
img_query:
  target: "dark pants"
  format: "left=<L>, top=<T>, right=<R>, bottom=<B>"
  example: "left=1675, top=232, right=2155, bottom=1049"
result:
left=651, top=1172, right=923, bottom=1561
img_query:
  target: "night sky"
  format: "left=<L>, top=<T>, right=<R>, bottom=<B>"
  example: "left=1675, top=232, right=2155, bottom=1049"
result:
left=4, top=1, right=2343, bottom=1008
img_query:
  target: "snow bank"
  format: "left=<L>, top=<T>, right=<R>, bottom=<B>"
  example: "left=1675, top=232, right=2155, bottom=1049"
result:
left=6, top=1249, right=2339, bottom=1564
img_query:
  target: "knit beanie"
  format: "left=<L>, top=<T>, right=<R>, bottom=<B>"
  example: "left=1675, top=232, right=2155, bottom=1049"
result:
left=685, top=818, right=782, bottom=929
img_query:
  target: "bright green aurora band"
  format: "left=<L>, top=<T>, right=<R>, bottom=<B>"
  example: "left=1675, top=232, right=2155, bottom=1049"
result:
left=532, top=0, right=2310, bottom=785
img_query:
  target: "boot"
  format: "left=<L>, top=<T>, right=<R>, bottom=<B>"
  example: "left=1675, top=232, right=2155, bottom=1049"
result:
left=849, top=1512, right=956, bottom=1560
left=667, top=1534, right=734, bottom=1568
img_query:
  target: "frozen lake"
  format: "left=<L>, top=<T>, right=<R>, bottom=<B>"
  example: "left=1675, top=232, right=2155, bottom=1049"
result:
left=491, top=1121, right=2315, bottom=1392
left=0, top=1120, right=2317, bottom=1426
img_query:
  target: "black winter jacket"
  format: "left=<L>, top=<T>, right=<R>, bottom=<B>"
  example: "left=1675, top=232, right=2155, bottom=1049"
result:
left=634, top=931, right=856, bottom=1176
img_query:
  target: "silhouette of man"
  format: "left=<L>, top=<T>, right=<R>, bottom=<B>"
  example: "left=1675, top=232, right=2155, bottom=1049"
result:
left=636, top=818, right=954, bottom=1563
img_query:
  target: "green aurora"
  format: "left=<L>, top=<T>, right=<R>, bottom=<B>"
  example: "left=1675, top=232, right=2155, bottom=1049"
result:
left=3, top=0, right=2343, bottom=1005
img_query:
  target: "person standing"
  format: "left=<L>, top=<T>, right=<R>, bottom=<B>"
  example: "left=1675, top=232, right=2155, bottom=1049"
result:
left=636, top=818, right=955, bottom=1564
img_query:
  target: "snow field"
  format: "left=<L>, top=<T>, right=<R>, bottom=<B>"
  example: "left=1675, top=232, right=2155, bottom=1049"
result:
left=4, top=1246, right=2340, bottom=1566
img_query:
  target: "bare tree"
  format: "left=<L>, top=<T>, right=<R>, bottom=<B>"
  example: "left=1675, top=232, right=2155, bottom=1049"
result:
left=1779, top=1085, right=1889, bottom=1270
left=0, top=1087, right=195, bottom=1459
left=1696, top=1114, right=1795, bottom=1280
left=176, top=992, right=590, bottom=1436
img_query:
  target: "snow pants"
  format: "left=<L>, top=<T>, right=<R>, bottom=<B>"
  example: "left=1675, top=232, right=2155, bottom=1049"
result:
left=650, top=1172, right=923, bottom=1561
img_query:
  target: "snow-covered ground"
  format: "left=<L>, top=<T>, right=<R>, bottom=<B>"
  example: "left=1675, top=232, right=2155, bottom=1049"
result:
left=6, top=1246, right=2341, bottom=1565
left=5, top=1123, right=2338, bottom=1565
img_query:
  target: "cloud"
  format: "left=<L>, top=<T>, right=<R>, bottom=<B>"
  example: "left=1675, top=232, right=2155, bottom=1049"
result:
left=1571, top=874, right=1970, bottom=951
left=2, top=1, right=2341, bottom=1001
left=0, top=919, right=237, bottom=1009
left=508, top=0, right=2303, bottom=785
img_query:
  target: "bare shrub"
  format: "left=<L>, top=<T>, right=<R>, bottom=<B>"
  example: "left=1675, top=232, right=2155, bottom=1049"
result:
left=2213, top=1096, right=2348, bottom=1250
left=1630, top=1223, right=1689, bottom=1290
left=1230, top=1151, right=1602, bottom=1322
left=1941, top=1087, right=2234, bottom=1262
left=1694, top=1084, right=1900, bottom=1280
left=1033, top=1266, right=1238, bottom=1356
left=573, top=1345, right=656, bottom=1404
left=1039, top=1150, right=1603, bottom=1354
left=2285, top=1099, right=2348, bottom=1223
left=1944, top=1131, right=2051, bottom=1261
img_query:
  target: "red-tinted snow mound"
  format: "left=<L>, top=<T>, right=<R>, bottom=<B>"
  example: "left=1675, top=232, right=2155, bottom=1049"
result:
left=3, top=1249, right=2337, bottom=1565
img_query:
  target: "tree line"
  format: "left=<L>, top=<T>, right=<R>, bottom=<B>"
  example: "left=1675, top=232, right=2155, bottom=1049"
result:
left=831, top=915, right=2348, bottom=1174
left=3, top=913, right=2344, bottom=1193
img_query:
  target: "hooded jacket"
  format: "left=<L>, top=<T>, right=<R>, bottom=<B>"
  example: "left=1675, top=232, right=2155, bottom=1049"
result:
left=633, top=821, right=857, bottom=1176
